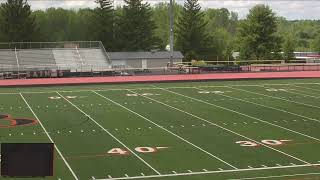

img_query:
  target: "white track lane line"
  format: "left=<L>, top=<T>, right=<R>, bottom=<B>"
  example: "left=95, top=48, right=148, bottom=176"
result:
left=55, top=92, right=161, bottom=175
left=152, top=87, right=313, bottom=165
left=229, top=86, right=320, bottom=109
left=92, top=90, right=238, bottom=170
left=195, top=87, right=320, bottom=142
left=94, top=163, right=320, bottom=180
left=20, top=93, right=79, bottom=180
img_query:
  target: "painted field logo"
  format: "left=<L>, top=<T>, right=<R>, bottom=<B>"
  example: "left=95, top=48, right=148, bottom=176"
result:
left=0, top=114, right=37, bottom=128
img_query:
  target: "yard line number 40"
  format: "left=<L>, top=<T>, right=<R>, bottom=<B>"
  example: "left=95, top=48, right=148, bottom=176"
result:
left=108, top=146, right=168, bottom=156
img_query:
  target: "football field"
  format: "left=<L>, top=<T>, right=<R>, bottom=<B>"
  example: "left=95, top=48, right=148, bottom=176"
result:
left=1, top=78, right=320, bottom=180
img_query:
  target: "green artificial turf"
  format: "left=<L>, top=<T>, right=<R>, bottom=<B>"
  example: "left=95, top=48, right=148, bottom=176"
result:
left=0, top=78, right=320, bottom=180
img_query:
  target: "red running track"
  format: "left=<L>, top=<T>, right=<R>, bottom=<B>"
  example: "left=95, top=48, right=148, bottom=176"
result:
left=0, top=71, right=320, bottom=87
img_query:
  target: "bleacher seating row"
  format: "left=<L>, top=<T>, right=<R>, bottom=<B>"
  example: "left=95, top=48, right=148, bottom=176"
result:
left=0, top=48, right=111, bottom=72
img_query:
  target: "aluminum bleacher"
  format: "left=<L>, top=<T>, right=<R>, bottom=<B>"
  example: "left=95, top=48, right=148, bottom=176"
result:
left=17, top=49, right=57, bottom=69
left=53, top=49, right=83, bottom=71
left=0, top=41, right=111, bottom=73
left=78, top=48, right=110, bottom=71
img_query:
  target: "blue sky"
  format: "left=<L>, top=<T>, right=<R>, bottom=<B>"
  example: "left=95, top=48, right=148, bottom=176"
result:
left=26, top=0, right=320, bottom=20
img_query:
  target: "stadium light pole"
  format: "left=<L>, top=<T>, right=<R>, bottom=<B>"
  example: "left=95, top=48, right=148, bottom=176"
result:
left=169, top=0, right=174, bottom=67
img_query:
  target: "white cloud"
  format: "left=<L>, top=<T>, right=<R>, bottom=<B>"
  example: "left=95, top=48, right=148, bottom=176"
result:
left=26, top=0, right=320, bottom=20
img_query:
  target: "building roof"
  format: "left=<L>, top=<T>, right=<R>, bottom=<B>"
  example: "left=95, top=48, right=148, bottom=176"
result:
left=109, top=51, right=184, bottom=60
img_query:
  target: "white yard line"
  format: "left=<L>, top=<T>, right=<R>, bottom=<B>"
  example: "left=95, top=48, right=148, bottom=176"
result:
left=55, top=92, right=161, bottom=175
left=229, top=86, right=320, bottom=109
left=94, top=163, right=320, bottom=180
left=292, top=84, right=320, bottom=92
left=92, top=90, right=238, bottom=170
left=1, top=82, right=320, bottom=95
left=152, top=87, right=313, bottom=165
left=194, top=87, right=320, bottom=142
left=285, top=89, right=320, bottom=99
left=229, top=172, right=320, bottom=180
left=19, top=93, right=79, bottom=180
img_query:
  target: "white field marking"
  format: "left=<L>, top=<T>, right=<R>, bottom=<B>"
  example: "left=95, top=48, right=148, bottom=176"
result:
left=276, top=164, right=282, bottom=166
left=229, top=172, right=320, bottom=180
left=290, top=88, right=320, bottom=97
left=1, top=82, right=319, bottom=95
left=95, top=163, right=320, bottom=180
left=203, top=169, right=208, bottom=172
left=140, top=173, right=144, bottom=176
left=292, top=84, right=320, bottom=93
left=125, top=174, right=129, bottom=177
left=280, top=140, right=292, bottom=142
left=55, top=92, right=161, bottom=175
left=195, top=88, right=320, bottom=142
left=218, top=168, right=224, bottom=171
left=229, top=86, right=320, bottom=110
left=108, top=175, right=112, bottom=178
left=172, top=171, right=177, bottom=174
left=154, top=88, right=312, bottom=165
left=275, top=88, right=320, bottom=99
left=92, top=176, right=96, bottom=179
left=156, top=147, right=169, bottom=150
left=93, top=90, right=238, bottom=170
left=188, top=170, right=192, bottom=173
left=19, top=93, right=79, bottom=180
left=248, top=166, right=253, bottom=169
left=261, top=165, right=267, bottom=168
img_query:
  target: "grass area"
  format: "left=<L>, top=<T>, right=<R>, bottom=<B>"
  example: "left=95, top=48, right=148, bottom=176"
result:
left=1, top=78, right=320, bottom=180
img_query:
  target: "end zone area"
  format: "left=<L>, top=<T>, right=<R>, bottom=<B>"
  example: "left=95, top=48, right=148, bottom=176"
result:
left=1, top=78, right=320, bottom=179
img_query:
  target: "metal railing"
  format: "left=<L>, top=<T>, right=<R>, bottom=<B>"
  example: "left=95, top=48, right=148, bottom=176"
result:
left=0, top=41, right=102, bottom=50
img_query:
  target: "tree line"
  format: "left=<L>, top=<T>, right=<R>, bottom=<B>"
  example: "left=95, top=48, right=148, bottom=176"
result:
left=0, top=0, right=320, bottom=62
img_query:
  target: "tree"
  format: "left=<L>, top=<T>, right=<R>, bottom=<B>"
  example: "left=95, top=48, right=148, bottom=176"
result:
left=312, top=34, right=320, bottom=53
left=91, top=0, right=115, bottom=50
left=152, top=2, right=183, bottom=50
left=33, top=8, right=94, bottom=42
left=237, top=4, right=281, bottom=60
left=0, top=0, right=37, bottom=42
left=175, top=0, right=210, bottom=61
left=282, top=35, right=295, bottom=62
left=204, top=8, right=238, bottom=61
left=117, top=0, right=159, bottom=51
